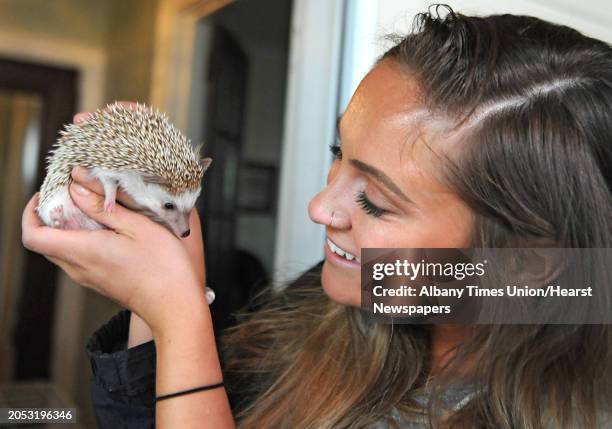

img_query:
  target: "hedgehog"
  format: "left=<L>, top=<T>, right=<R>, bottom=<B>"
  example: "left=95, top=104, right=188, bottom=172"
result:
left=37, top=102, right=212, bottom=238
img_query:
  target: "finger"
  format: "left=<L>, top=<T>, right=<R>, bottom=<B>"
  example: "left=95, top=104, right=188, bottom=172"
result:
left=22, top=193, right=108, bottom=260
left=73, top=112, right=92, bottom=124
left=68, top=182, right=149, bottom=235
left=45, top=255, right=76, bottom=279
left=71, top=167, right=103, bottom=194
left=73, top=102, right=138, bottom=125
left=71, top=166, right=137, bottom=208
left=45, top=254, right=98, bottom=292
left=45, top=254, right=63, bottom=266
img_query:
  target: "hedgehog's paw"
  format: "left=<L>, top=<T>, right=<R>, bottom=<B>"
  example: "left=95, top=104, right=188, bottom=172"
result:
left=50, top=205, right=83, bottom=230
left=100, top=177, right=118, bottom=214
left=103, top=198, right=115, bottom=214
left=50, top=206, right=67, bottom=229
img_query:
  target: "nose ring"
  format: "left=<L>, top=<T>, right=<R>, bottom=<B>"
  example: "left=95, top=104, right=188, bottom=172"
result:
left=329, top=211, right=335, bottom=228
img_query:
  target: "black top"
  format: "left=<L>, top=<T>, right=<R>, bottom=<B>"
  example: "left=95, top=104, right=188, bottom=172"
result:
left=86, top=309, right=156, bottom=428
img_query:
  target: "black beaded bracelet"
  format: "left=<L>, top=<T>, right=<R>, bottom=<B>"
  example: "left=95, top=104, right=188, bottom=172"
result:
left=155, top=381, right=225, bottom=403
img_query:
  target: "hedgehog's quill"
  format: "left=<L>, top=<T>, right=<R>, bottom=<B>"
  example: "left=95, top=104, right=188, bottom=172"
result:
left=37, top=102, right=212, bottom=238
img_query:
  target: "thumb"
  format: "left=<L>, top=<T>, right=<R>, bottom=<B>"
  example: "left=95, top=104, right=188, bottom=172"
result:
left=69, top=182, right=144, bottom=235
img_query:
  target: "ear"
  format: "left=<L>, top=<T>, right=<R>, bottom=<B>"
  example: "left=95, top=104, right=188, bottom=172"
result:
left=200, top=157, right=213, bottom=172
left=142, top=173, right=169, bottom=186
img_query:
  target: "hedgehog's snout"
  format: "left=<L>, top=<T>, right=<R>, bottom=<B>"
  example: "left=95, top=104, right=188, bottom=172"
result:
left=166, top=211, right=192, bottom=239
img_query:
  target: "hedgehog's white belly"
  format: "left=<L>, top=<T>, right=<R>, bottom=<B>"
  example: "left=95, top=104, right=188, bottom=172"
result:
left=37, top=187, right=104, bottom=230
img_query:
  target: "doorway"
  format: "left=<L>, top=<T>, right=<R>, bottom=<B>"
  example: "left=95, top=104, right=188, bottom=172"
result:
left=0, top=58, right=77, bottom=381
left=191, top=0, right=293, bottom=331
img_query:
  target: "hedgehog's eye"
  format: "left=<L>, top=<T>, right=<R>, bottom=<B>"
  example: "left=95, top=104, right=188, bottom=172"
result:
left=164, top=202, right=175, bottom=210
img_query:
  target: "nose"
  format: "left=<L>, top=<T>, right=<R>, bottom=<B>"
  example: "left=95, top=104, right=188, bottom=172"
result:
left=181, top=229, right=191, bottom=238
left=308, top=189, right=350, bottom=230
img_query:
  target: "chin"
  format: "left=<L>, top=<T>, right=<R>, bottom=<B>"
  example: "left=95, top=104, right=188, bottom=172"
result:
left=321, top=260, right=361, bottom=307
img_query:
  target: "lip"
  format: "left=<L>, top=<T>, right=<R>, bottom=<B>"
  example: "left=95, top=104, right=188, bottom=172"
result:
left=324, top=239, right=361, bottom=268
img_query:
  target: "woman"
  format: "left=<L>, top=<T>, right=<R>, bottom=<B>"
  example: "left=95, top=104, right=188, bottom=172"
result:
left=21, top=6, right=612, bottom=428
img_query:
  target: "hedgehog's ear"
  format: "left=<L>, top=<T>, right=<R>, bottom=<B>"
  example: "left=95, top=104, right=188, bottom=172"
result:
left=142, top=173, right=169, bottom=186
left=200, top=157, right=213, bottom=172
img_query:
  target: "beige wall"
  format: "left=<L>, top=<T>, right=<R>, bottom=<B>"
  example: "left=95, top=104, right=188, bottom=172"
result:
left=0, top=0, right=159, bottom=104
left=0, top=1, right=158, bottom=426
left=0, top=0, right=111, bottom=49
left=104, top=0, right=159, bottom=103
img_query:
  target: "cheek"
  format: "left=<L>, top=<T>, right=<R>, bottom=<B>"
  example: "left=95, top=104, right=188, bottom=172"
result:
left=321, top=260, right=361, bottom=307
left=350, top=203, right=474, bottom=248
left=417, top=197, right=474, bottom=247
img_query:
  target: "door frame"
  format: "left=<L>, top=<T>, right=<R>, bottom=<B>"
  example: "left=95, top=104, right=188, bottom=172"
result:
left=0, top=29, right=104, bottom=395
left=273, top=0, right=346, bottom=283
left=149, top=0, right=233, bottom=129
left=152, top=0, right=347, bottom=284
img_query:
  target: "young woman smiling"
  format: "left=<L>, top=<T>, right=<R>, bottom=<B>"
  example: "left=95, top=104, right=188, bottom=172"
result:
left=21, top=6, right=612, bottom=428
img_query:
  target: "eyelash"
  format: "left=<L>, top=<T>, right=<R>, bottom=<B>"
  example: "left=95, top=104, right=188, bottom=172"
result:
left=356, top=190, right=388, bottom=217
left=329, top=142, right=342, bottom=160
left=329, top=142, right=388, bottom=218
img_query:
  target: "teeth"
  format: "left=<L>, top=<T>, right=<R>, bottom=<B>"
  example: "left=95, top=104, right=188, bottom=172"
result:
left=327, top=238, right=360, bottom=263
left=328, top=238, right=345, bottom=257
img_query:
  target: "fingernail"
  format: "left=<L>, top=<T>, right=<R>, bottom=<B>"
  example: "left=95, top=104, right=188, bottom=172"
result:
left=73, top=184, right=90, bottom=196
left=74, top=112, right=92, bottom=124
left=73, top=166, right=92, bottom=180
left=81, top=167, right=93, bottom=179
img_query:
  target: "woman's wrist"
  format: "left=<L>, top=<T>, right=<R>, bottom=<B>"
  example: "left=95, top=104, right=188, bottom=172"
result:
left=151, top=285, right=209, bottom=331
left=152, top=293, right=234, bottom=427
left=141, top=275, right=207, bottom=337
left=153, top=292, right=221, bottom=382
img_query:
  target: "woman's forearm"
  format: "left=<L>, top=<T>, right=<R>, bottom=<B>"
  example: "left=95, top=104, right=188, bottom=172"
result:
left=128, top=311, right=154, bottom=348
left=153, top=293, right=235, bottom=428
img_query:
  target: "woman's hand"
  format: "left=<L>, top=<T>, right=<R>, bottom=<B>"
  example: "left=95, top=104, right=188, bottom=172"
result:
left=22, top=105, right=234, bottom=427
left=21, top=179, right=207, bottom=336
left=64, top=163, right=207, bottom=286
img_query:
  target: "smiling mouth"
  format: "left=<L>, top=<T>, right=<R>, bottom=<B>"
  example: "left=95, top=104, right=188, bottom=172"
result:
left=326, top=237, right=361, bottom=263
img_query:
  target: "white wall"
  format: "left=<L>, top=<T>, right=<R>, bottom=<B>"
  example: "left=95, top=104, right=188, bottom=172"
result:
left=341, top=0, right=612, bottom=112
left=273, top=0, right=345, bottom=283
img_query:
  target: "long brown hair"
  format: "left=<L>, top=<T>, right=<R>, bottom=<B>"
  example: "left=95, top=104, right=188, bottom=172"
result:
left=221, top=5, right=612, bottom=428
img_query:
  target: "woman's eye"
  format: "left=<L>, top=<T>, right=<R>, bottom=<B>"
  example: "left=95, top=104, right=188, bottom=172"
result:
left=355, top=190, right=389, bottom=217
left=164, top=202, right=175, bottom=210
left=329, top=143, right=342, bottom=160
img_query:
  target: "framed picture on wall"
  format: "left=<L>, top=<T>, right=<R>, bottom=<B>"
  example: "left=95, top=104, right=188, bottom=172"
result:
left=237, top=162, right=277, bottom=213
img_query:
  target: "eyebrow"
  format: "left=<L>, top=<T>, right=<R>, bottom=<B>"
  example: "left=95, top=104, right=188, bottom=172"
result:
left=336, top=115, right=413, bottom=204
left=350, top=159, right=413, bottom=203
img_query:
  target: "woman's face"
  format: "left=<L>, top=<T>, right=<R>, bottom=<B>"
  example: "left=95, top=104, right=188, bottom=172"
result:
left=308, top=59, right=474, bottom=307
